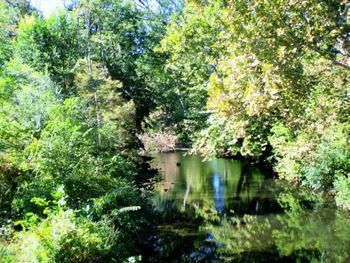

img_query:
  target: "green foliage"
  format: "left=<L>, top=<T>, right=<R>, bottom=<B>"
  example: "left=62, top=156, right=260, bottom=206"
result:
left=0, top=60, right=59, bottom=169
left=302, top=124, right=350, bottom=190
left=334, top=174, right=350, bottom=210
left=10, top=96, right=137, bottom=215
left=193, top=114, right=268, bottom=158
left=269, top=111, right=350, bottom=192
left=77, top=0, right=158, bottom=127
left=0, top=2, right=150, bottom=260
left=159, top=0, right=350, bottom=208
left=187, top=0, right=341, bottom=156
left=152, top=1, right=222, bottom=143
left=74, top=60, right=137, bottom=151
left=1, top=0, right=350, bottom=261
left=16, top=12, right=80, bottom=93
left=0, top=0, right=38, bottom=69
left=2, top=209, right=138, bottom=262
left=0, top=1, right=12, bottom=68
left=0, top=163, right=20, bottom=225
left=6, top=164, right=145, bottom=261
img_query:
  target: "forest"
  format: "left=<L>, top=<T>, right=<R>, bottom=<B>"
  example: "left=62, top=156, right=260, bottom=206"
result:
left=0, top=0, right=349, bottom=262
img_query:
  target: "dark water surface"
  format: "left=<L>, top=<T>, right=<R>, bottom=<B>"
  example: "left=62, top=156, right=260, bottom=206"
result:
left=144, top=152, right=350, bottom=262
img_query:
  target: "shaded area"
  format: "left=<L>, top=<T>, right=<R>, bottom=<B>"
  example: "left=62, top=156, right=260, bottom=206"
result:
left=142, top=152, right=350, bottom=262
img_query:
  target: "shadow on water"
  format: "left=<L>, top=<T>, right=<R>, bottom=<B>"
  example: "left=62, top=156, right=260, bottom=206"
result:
left=142, top=152, right=350, bottom=263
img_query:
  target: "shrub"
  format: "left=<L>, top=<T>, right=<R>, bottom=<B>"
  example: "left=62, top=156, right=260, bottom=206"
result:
left=334, top=174, right=350, bottom=210
left=269, top=122, right=350, bottom=194
left=5, top=210, right=113, bottom=262
left=3, top=207, right=143, bottom=263
left=302, top=124, right=350, bottom=190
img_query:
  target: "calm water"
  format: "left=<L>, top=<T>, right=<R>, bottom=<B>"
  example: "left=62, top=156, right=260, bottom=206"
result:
left=144, top=152, right=350, bottom=262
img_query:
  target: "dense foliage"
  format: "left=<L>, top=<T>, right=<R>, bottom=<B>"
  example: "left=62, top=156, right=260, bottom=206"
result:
left=0, top=0, right=349, bottom=261
left=0, top=0, right=158, bottom=261
left=159, top=0, right=350, bottom=208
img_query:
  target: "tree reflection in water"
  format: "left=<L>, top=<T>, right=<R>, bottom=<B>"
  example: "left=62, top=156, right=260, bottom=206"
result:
left=146, top=152, right=350, bottom=262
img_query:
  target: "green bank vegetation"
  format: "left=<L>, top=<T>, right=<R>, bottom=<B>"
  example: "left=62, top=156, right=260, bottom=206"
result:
left=0, top=0, right=349, bottom=261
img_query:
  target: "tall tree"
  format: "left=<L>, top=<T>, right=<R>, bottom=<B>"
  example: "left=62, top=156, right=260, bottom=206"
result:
left=0, top=1, right=12, bottom=68
left=76, top=0, right=151, bottom=129
left=15, top=12, right=80, bottom=95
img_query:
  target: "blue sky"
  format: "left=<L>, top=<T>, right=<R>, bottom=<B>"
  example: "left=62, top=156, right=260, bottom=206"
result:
left=31, top=0, right=66, bottom=17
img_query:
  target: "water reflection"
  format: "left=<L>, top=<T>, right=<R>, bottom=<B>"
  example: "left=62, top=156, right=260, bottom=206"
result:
left=212, top=172, right=224, bottom=213
left=151, top=152, right=273, bottom=215
left=146, top=152, right=350, bottom=262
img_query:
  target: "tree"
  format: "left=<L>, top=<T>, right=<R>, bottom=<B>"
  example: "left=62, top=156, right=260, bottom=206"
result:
left=137, top=0, right=220, bottom=143
left=15, top=12, right=80, bottom=95
left=0, top=0, right=16, bottom=68
left=160, top=0, right=345, bottom=157
left=3, top=0, right=36, bottom=16
left=159, top=0, right=350, bottom=207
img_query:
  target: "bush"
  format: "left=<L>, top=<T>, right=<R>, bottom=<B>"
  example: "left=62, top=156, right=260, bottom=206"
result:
left=3, top=209, right=121, bottom=263
left=302, top=124, right=350, bottom=190
left=269, top=122, right=309, bottom=183
left=3, top=188, right=145, bottom=263
left=269, top=122, right=350, bottom=196
left=334, top=174, right=350, bottom=210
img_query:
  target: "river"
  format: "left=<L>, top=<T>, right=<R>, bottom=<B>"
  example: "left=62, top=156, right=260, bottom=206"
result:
left=142, top=152, right=350, bottom=262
